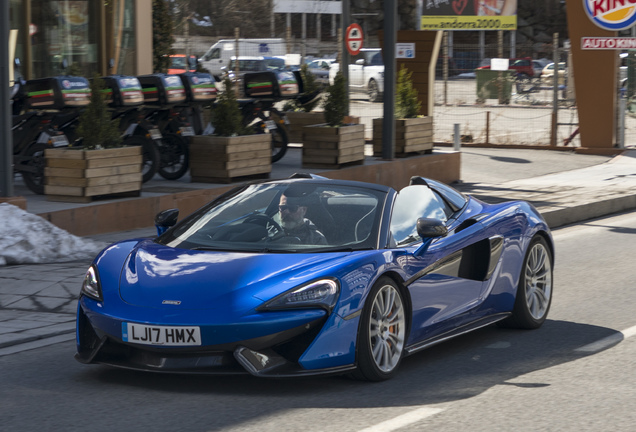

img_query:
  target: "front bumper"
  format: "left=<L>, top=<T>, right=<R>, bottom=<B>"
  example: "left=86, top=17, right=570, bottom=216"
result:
left=76, top=302, right=355, bottom=377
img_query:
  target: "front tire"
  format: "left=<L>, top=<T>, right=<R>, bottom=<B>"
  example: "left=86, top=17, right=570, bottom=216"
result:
left=354, top=277, right=406, bottom=381
left=499, top=235, right=553, bottom=329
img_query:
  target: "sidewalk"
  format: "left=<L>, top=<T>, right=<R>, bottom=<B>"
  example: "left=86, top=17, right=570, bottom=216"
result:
left=1, top=146, right=635, bottom=354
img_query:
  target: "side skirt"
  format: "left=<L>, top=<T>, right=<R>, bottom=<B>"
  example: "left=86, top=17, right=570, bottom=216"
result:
left=405, top=313, right=511, bottom=356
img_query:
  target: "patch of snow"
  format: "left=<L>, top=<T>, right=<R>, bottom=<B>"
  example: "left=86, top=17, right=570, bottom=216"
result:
left=0, top=203, right=107, bottom=266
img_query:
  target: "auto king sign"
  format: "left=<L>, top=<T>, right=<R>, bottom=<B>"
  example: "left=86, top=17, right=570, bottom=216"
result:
left=584, top=0, right=636, bottom=30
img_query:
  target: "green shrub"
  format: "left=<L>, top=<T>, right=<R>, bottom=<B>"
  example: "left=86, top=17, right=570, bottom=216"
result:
left=210, top=76, right=250, bottom=136
left=76, top=74, right=122, bottom=150
left=395, top=65, right=421, bottom=119
left=323, top=70, right=347, bottom=127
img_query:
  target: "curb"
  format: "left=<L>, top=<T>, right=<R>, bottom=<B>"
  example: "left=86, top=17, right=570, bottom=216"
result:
left=542, top=194, right=636, bottom=228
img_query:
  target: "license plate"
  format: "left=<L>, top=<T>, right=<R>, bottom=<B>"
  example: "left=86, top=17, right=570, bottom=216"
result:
left=179, top=126, right=195, bottom=137
left=50, top=134, right=69, bottom=147
left=265, top=120, right=277, bottom=130
left=122, top=322, right=201, bottom=346
left=149, top=128, right=163, bottom=140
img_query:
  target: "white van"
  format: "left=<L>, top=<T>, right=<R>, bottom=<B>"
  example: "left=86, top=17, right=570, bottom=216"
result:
left=199, top=38, right=287, bottom=78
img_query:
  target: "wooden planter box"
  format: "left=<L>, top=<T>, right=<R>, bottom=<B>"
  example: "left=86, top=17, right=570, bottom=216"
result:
left=44, top=146, right=142, bottom=202
left=301, top=123, right=365, bottom=168
left=372, top=117, right=433, bottom=157
left=189, top=134, right=271, bottom=183
left=285, top=112, right=325, bottom=143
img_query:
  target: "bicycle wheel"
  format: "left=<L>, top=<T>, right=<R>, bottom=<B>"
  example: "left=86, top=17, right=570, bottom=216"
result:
left=157, top=132, right=189, bottom=180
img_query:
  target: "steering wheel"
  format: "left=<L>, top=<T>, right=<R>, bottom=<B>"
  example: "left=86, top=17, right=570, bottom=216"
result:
left=242, top=214, right=283, bottom=240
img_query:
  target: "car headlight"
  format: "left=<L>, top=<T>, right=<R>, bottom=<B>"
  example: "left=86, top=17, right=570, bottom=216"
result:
left=257, top=279, right=339, bottom=313
left=81, top=265, right=103, bottom=301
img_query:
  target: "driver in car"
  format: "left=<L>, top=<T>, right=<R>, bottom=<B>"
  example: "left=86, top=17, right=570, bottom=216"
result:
left=278, top=192, right=328, bottom=245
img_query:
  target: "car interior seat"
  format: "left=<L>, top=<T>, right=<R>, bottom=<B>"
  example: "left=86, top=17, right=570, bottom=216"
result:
left=302, top=194, right=337, bottom=243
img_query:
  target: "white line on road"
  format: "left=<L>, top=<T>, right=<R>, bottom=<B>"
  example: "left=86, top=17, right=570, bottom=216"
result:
left=575, top=324, right=636, bottom=353
left=357, top=407, right=445, bottom=432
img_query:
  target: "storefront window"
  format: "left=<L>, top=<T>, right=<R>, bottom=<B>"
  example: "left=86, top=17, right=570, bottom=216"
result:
left=30, top=0, right=99, bottom=78
left=111, top=0, right=136, bottom=75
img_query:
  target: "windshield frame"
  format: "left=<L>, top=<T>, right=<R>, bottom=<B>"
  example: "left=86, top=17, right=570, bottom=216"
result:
left=156, top=180, right=389, bottom=253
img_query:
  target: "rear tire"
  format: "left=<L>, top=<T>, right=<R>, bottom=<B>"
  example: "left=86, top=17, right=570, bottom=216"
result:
left=20, top=143, right=47, bottom=195
left=368, top=79, right=383, bottom=103
left=498, top=235, right=553, bottom=329
left=157, top=133, right=189, bottom=180
left=252, top=117, right=289, bottom=163
left=123, top=135, right=159, bottom=183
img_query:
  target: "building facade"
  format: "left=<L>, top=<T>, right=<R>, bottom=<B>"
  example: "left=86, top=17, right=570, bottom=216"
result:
left=9, top=0, right=152, bottom=80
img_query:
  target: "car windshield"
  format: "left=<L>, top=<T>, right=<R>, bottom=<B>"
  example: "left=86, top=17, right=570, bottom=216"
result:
left=264, top=58, right=286, bottom=70
left=157, top=182, right=387, bottom=253
left=171, top=57, right=185, bottom=68
left=230, top=60, right=265, bottom=72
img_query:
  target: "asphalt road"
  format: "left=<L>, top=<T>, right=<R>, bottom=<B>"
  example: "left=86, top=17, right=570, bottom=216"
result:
left=1, top=210, right=635, bottom=432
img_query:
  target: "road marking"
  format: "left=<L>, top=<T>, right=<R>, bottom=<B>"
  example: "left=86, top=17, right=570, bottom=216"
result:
left=575, top=324, right=636, bottom=353
left=357, top=407, right=445, bottom=432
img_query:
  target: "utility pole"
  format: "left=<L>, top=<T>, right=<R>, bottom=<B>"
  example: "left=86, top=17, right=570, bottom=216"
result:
left=341, top=0, right=350, bottom=115
left=551, top=33, right=559, bottom=146
left=381, top=0, right=396, bottom=160
left=1, top=0, right=14, bottom=198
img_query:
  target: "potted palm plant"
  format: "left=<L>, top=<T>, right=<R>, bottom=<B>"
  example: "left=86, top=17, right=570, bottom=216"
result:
left=44, top=73, right=143, bottom=202
left=189, top=76, right=271, bottom=183
left=372, top=65, right=433, bottom=156
left=301, top=71, right=365, bottom=168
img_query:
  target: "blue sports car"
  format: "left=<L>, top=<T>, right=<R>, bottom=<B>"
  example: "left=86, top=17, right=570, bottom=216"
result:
left=75, top=174, right=554, bottom=381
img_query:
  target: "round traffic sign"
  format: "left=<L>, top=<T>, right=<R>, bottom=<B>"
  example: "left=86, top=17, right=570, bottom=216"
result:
left=345, top=24, right=363, bottom=56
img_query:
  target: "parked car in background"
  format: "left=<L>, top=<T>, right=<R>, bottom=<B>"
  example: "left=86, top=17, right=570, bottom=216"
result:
left=477, top=57, right=536, bottom=79
left=532, top=60, right=550, bottom=77
left=199, top=38, right=286, bottom=78
left=219, top=56, right=288, bottom=95
left=329, top=48, right=385, bottom=102
left=167, top=54, right=197, bottom=74
left=541, top=62, right=566, bottom=84
left=306, top=58, right=335, bottom=88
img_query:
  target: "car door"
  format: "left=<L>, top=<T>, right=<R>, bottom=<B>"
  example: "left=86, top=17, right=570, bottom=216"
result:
left=389, top=185, right=487, bottom=344
left=348, top=52, right=365, bottom=92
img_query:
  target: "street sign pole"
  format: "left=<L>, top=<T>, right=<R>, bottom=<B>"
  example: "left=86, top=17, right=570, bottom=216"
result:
left=341, top=0, right=350, bottom=116
left=382, top=0, right=396, bottom=160
left=0, top=0, right=14, bottom=198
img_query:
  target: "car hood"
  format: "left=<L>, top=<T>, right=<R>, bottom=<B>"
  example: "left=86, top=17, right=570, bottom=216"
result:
left=118, top=240, right=346, bottom=311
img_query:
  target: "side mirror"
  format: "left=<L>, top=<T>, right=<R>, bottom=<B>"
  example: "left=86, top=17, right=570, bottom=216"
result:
left=416, top=218, right=448, bottom=239
left=155, top=208, right=179, bottom=236
left=355, top=59, right=365, bottom=65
